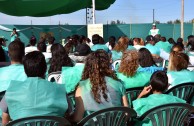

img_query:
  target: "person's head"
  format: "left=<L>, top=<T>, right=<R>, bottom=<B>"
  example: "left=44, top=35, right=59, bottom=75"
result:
left=99, top=36, right=105, bottom=44
left=79, top=35, right=86, bottom=44
left=187, top=36, right=194, bottom=51
left=150, top=71, right=168, bottom=93
left=0, top=38, right=6, bottom=46
left=29, top=35, right=37, bottom=46
left=92, top=34, right=100, bottom=45
left=168, top=38, right=176, bottom=45
left=154, top=34, right=161, bottom=43
left=119, top=50, right=139, bottom=77
left=168, top=52, right=189, bottom=71
left=146, top=35, right=155, bottom=45
left=171, top=44, right=184, bottom=53
left=160, top=37, right=166, bottom=42
left=177, top=37, right=183, bottom=43
left=37, top=42, right=46, bottom=52
left=138, top=48, right=156, bottom=67
left=39, top=37, right=46, bottom=43
left=8, top=40, right=25, bottom=63
left=82, top=49, right=118, bottom=103
left=13, top=28, right=16, bottom=33
left=108, top=36, right=116, bottom=49
left=49, top=43, right=73, bottom=73
left=133, top=38, right=141, bottom=45
left=48, top=36, right=55, bottom=45
left=152, top=24, right=156, bottom=29
left=23, top=51, right=47, bottom=78
left=113, top=36, right=129, bottom=52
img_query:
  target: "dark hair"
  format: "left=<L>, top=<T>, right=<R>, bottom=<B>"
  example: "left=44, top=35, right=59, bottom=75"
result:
left=150, top=71, right=168, bottom=92
left=23, top=51, right=46, bottom=78
left=187, top=36, right=194, bottom=51
left=0, top=46, right=6, bottom=62
left=171, top=44, right=183, bottom=52
left=29, top=35, right=37, bottom=46
left=48, top=36, right=55, bottom=44
left=168, top=38, right=176, bottom=45
left=13, top=28, right=16, bottom=31
left=79, top=35, right=86, bottom=44
left=138, top=48, right=156, bottom=67
left=49, top=43, right=73, bottom=73
left=37, top=42, right=46, bottom=52
left=92, top=34, right=100, bottom=45
left=99, top=36, right=105, bottom=44
left=108, top=36, right=116, bottom=49
left=154, top=34, right=161, bottom=43
left=8, top=40, right=25, bottom=63
left=0, top=38, right=5, bottom=45
left=160, top=37, right=166, bottom=42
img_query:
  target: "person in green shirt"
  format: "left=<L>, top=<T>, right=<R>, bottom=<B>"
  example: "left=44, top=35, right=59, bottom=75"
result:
left=133, top=71, right=185, bottom=117
left=72, top=50, right=128, bottom=122
left=1, top=51, right=69, bottom=125
left=0, top=40, right=27, bottom=92
left=117, top=50, right=151, bottom=89
left=148, top=24, right=160, bottom=37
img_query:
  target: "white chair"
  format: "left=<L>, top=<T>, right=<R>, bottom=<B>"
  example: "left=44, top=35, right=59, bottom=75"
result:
left=112, top=59, right=121, bottom=70
left=47, top=71, right=62, bottom=84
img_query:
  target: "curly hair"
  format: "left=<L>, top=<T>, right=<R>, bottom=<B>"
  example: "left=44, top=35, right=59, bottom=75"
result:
left=168, top=51, right=189, bottom=71
left=48, top=43, right=74, bottom=73
left=82, top=50, right=119, bottom=103
left=138, top=48, right=156, bottom=67
left=113, top=37, right=129, bottom=52
left=119, top=50, right=139, bottom=77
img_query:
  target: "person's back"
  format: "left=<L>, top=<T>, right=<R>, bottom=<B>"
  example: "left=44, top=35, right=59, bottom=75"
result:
left=73, top=50, right=128, bottom=122
left=79, top=76, right=125, bottom=112
left=155, top=37, right=172, bottom=53
left=133, top=71, right=186, bottom=116
left=167, top=52, right=194, bottom=87
left=0, top=40, right=27, bottom=92
left=1, top=51, right=69, bottom=125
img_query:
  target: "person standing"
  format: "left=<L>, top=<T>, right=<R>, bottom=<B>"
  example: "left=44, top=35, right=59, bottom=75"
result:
left=149, top=24, right=160, bottom=37
left=10, top=28, right=18, bottom=42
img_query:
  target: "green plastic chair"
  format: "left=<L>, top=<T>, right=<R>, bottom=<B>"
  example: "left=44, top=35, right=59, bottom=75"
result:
left=67, top=91, right=76, bottom=113
left=77, top=107, right=137, bottom=126
left=165, top=83, right=194, bottom=104
left=126, top=87, right=144, bottom=108
left=138, top=103, right=194, bottom=126
left=6, top=116, right=72, bottom=126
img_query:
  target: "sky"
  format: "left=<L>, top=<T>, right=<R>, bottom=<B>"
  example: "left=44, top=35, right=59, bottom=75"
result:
left=0, top=0, right=194, bottom=25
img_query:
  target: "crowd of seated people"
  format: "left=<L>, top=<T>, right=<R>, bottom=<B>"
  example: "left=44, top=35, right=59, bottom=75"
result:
left=0, top=34, right=193, bottom=125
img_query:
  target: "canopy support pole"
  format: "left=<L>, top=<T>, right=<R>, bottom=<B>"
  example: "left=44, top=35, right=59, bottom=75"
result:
left=92, top=0, right=96, bottom=24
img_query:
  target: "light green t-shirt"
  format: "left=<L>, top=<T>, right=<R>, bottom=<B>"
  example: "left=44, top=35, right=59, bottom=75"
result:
left=0, top=64, right=27, bottom=92
left=6, top=77, right=68, bottom=120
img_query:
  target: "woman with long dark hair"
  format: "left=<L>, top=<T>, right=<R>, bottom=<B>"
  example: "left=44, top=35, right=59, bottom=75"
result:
left=73, top=50, right=128, bottom=122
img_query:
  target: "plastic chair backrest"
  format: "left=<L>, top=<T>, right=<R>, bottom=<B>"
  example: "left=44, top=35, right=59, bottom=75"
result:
left=165, top=83, right=194, bottom=104
left=47, top=71, right=62, bottom=84
left=6, top=116, right=72, bottom=126
left=67, top=91, right=76, bottom=113
left=139, top=103, right=194, bottom=126
left=112, top=60, right=121, bottom=70
left=77, top=107, right=137, bottom=126
left=126, top=87, right=144, bottom=108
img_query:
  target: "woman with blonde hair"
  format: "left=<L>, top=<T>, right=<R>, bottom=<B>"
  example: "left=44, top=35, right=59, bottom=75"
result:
left=167, top=51, right=194, bottom=87
left=111, top=36, right=129, bottom=62
left=117, top=50, right=152, bottom=89
left=73, top=50, right=128, bottom=122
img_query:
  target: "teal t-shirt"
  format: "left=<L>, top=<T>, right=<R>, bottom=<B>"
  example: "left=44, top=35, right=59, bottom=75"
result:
left=145, top=44, right=161, bottom=56
left=111, top=50, right=123, bottom=62
left=91, top=44, right=109, bottom=53
left=0, top=64, right=27, bottom=92
left=127, top=45, right=136, bottom=51
left=116, top=72, right=152, bottom=89
left=155, top=41, right=172, bottom=53
left=6, top=77, right=68, bottom=120
left=167, top=69, right=194, bottom=87
left=133, top=94, right=186, bottom=116
left=79, top=76, right=126, bottom=112
left=61, top=63, right=85, bottom=93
